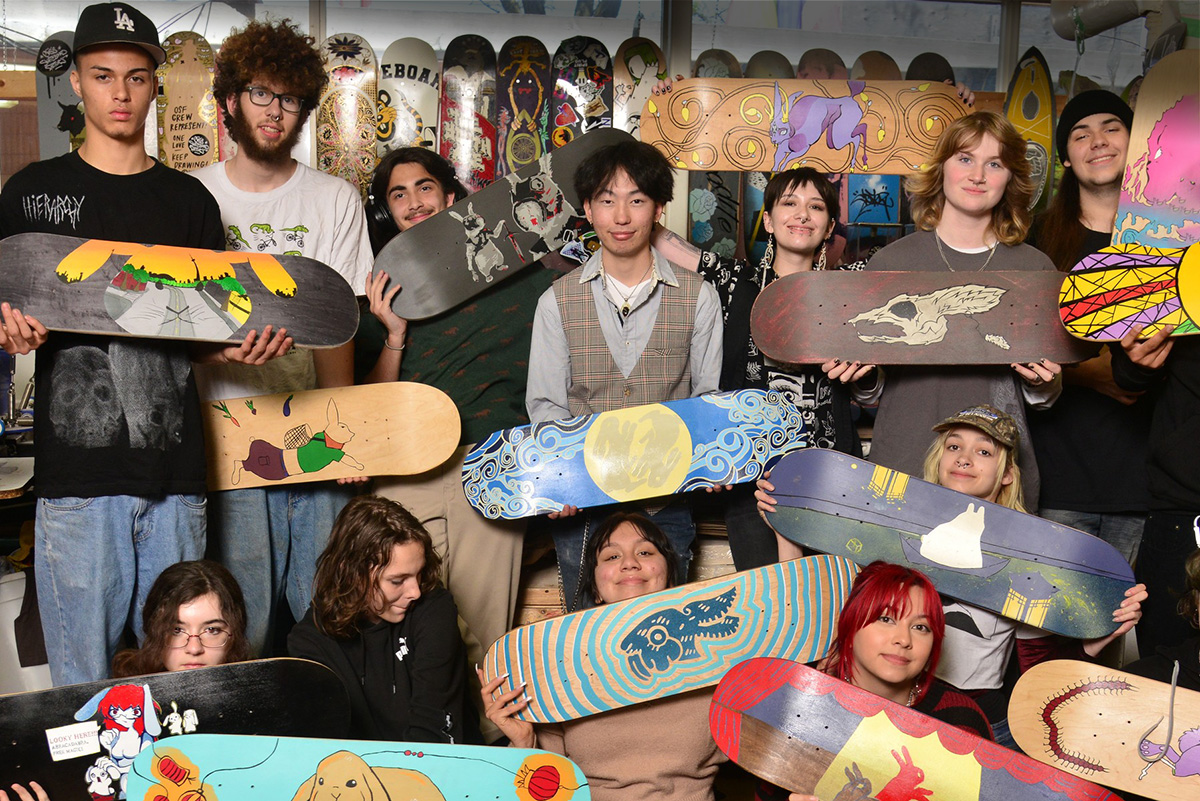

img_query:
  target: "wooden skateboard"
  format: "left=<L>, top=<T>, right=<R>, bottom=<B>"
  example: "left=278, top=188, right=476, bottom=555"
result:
left=154, top=31, right=220, bottom=172
left=373, top=128, right=621, bottom=320
left=642, top=77, right=967, bottom=174
left=377, top=37, right=440, bottom=154
left=35, top=31, right=84, bottom=158
left=740, top=51, right=795, bottom=265
left=687, top=50, right=743, bottom=256
left=0, top=233, right=359, bottom=347
left=315, top=33, right=377, bottom=200
left=764, top=449, right=1136, bottom=639
left=752, top=269, right=1096, bottom=365
left=1113, top=49, right=1199, bottom=248
left=482, top=554, right=858, bottom=722
left=852, top=50, right=902, bottom=80
left=1059, top=243, right=1200, bottom=341
left=713, top=658, right=1123, bottom=801
left=127, top=733, right=591, bottom=801
left=550, top=36, right=612, bottom=148
left=497, top=36, right=551, bottom=178
left=1011, top=659, right=1200, bottom=801
left=440, top=34, right=498, bottom=194
left=612, top=37, right=666, bottom=137
left=204, top=382, right=458, bottom=491
left=462, top=389, right=808, bottom=520
left=0, top=659, right=349, bottom=801
left=694, top=49, right=741, bottom=79
left=1004, top=47, right=1055, bottom=211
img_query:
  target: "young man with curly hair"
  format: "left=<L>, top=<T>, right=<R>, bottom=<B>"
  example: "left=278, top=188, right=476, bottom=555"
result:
left=191, top=18, right=373, bottom=656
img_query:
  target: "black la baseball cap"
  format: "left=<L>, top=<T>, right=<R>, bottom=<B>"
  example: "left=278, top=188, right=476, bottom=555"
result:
left=74, top=3, right=165, bottom=66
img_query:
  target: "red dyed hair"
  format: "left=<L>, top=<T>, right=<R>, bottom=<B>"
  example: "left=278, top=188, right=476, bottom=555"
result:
left=97, top=684, right=149, bottom=734
left=824, top=561, right=945, bottom=704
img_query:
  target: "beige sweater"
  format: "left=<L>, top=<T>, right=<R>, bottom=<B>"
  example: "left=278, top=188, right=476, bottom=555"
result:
left=533, top=689, right=726, bottom=801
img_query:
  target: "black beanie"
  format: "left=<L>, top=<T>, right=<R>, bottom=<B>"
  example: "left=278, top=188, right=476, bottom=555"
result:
left=1056, top=89, right=1134, bottom=165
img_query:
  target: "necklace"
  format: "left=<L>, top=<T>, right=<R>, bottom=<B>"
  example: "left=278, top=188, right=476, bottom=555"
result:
left=606, top=257, right=655, bottom=317
left=934, top=230, right=997, bottom=272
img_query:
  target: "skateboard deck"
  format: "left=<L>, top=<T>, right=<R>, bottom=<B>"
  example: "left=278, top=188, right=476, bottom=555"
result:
left=35, top=31, right=84, bottom=157
left=497, top=36, right=551, bottom=178
left=204, top=382, right=458, bottom=491
left=764, top=449, right=1136, bottom=639
left=373, top=127, right=621, bottom=320
left=740, top=51, right=795, bottom=265
left=315, top=33, right=377, bottom=200
left=752, top=269, right=1096, bottom=365
left=377, top=37, right=441, bottom=154
left=1113, top=49, right=1199, bottom=248
left=0, top=233, right=359, bottom=347
left=688, top=50, right=743, bottom=256
left=852, top=50, right=902, bottom=80
left=713, top=658, right=1123, bottom=801
left=482, top=554, right=858, bottom=722
left=694, top=49, right=742, bottom=79
left=641, top=77, right=967, bottom=174
left=440, top=34, right=498, bottom=194
left=462, top=389, right=808, bottom=520
left=1059, top=243, right=1200, bottom=341
left=612, top=37, right=666, bottom=136
left=1004, top=47, right=1055, bottom=212
left=550, top=36, right=612, bottom=148
left=0, top=659, right=349, bottom=801
left=1011, top=659, right=1200, bottom=801
left=155, top=31, right=220, bottom=172
left=127, top=733, right=591, bottom=801
left=746, top=50, right=795, bottom=79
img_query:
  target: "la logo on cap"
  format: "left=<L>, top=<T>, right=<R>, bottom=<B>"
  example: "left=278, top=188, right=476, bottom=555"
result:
left=113, top=6, right=136, bottom=32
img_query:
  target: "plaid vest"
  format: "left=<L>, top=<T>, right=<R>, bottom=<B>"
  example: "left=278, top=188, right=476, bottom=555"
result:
left=554, top=266, right=702, bottom=415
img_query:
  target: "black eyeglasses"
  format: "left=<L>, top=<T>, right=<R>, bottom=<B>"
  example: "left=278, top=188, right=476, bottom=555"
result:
left=244, top=85, right=303, bottom=114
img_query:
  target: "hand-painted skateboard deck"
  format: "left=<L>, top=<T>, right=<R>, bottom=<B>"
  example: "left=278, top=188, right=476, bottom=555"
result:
left=204, top=382, right=458, bottom=491
left=1011, top=659, right=1200, bottom=801
left=852, top=50, right=902, bottom=80
left=695, top=49, right=742, bottom=79
left=764, top=449, right=1135, bottom=639
left=739, top=52, right=794, bottom=265
left=641, top=77, right=966, bottom=174
left=550, top=36, right=612, bottom=148
left=315, top=33, right=378, bottom=200
left=462, top=389, right=808, bottom=520
left=374, top=128, right=621, bottom=320
left=612, top=37, right=665, bottom=136
left=1113, top=49, right=1199, bottom=248
left=688, top=51, right=743, bottom=255
left=127, top=733, right=591, bottom=801
left=440, top=34, right=498, bottom=194
left=155, top=31, right=220, bottom=172
left=377, top=37, right=441, bottom=153
left=497, top=36, right=551, bottom=179
left=746, top=50, right=795, bottom=79
left=35, top=31, right=84, bottom=157
left=1004, top=47, right=1055, bottom=212
left=0, top=659, right=349, bottom=801
left=752, top=269, right=1096, bottom=365
left=482, top=554, right=858, bottom=722
left=1059, top=243, right=1200, bottom=341
left=0, top=233, right=359, bottom=347
left=713, top=658, right=1123, bottom=801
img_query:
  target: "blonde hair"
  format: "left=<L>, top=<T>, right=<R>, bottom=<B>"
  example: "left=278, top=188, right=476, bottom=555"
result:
left=905, top=111, right=1035, bottom=246
left=922, top=428, right=1026, bottom=512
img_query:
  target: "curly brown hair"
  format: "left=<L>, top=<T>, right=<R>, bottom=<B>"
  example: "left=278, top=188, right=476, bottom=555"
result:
left=112, top=560, right=250, bottom=677
left=311, top=495, right=443, bottom=639
left=905, top=111, right=1035, bottom=246
left=212, top=19, right=328, bottom=121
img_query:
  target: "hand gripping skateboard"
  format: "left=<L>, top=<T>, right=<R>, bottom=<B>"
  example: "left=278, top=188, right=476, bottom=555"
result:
left=764, top=449, right=1135, bottom=639
left=482, top=554, right=859, bottom=722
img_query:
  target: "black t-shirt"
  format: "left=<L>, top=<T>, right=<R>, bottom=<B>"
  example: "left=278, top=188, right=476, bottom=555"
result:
left=1025, top=221, right=1152, bottom=512
left=0, top=151, right=223, bottom=497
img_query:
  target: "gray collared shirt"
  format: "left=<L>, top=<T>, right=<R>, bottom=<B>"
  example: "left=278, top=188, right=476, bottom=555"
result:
left=526, top=247, right=723, bottom=422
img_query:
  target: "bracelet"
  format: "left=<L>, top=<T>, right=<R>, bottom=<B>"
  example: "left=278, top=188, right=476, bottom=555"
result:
left=383, top=338, right=406, bottom=352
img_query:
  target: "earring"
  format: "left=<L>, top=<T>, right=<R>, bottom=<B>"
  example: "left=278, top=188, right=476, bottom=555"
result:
left=816, top=241, right=828, bottom=271
left=760, top=233, right=775, bottom=272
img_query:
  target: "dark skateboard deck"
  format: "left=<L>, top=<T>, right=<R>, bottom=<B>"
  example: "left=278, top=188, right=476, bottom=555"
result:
left=35, top=31, right=84, bottom=157
left=1010, top=660, right=1200, bottom=801
left=0, top=658, right=349, bottom=801
left=462, top=389, right=808, bottom=519
left=496, top=36, right=551, bottom=178
left=0, top=233, right=359, bottom=347
left=751, top=269, right=1096, bottom=364
left=764, top=449, right=1136, bottom=639
left=315, top=33, right=377, bottom=200
left=440, top=34, right=498, bottom=194
left=712, top=658, right=1123, bottom=801
left=127, top=733, right=592, bottom=801
left=550, top=36, right=612, bottom=148
left=373, top=127, right=624, bottom=320
left=1004, top=47, right=1055, bottom=212
left=482, top=555, right=858, bottom=722
left=377, top=37, right=441, bottom=153
left=612, top=37, right=665, bottom=137
left=154, top=31, right=220, bottom=172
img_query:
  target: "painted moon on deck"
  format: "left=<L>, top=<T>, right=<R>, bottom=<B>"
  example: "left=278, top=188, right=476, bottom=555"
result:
left=583, top=403, right=692, bottom=502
